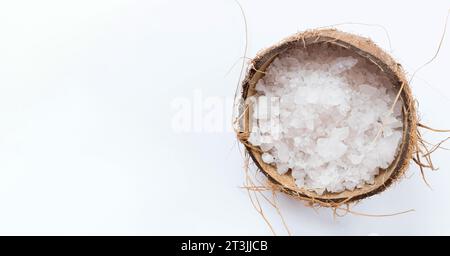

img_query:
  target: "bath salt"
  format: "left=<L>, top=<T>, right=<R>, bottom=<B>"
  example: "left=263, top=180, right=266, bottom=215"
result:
left=248, top=45, right=403, bottom=195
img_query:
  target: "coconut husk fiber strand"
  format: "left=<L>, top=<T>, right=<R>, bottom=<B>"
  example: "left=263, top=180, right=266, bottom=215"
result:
left=236, top=29, right=419, bottom=207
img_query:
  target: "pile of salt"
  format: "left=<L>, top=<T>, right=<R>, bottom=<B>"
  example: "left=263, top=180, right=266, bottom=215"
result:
left=248, top=46, right=403, bottom=195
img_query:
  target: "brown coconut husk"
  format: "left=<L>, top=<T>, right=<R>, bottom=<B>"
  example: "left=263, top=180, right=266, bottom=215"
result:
left=235, top=29, right=419, bottom=208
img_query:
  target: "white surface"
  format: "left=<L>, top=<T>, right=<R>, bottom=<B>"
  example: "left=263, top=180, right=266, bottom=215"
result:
left=0, top=0, right=449, bottom=235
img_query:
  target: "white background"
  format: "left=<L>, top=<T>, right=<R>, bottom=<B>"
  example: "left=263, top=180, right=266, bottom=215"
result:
left=0, top=0, right=449, bottom=235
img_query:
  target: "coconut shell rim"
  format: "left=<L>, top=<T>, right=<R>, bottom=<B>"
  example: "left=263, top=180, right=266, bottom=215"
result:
left=238, top=29, right=417, bottom=206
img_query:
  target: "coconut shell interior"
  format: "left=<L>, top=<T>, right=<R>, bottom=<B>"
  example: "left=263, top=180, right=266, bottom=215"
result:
left=240, top=29, right=417, bottom=206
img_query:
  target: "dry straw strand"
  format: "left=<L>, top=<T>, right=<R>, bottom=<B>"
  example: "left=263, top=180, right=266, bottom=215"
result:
left=409, top=9, right=450, bottom=85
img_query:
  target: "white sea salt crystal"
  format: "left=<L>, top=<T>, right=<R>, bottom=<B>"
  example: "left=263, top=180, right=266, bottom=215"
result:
left=348, top=153, right=365, bottom=165
left=329, top=57, right=358, bottom=74
left=256, top=96, right=269, bottom=120
left=260, top=135, right=273, bottom=144
left=316, top=137, right=348, bottom=162
left=331, top=127, right=349, bottom=141
left=262, top=152, right=274, bottom=164
left=359, top=84, right=379, bottom=98
left=277, top=163, right=290, bottom=175
left=248, top=127, right=261, bottom=146
left=248, top=45, right=403, bottom=194
left=260, top=143, right=273, bottom=152
left=274, top=142, right=290, bottom=162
